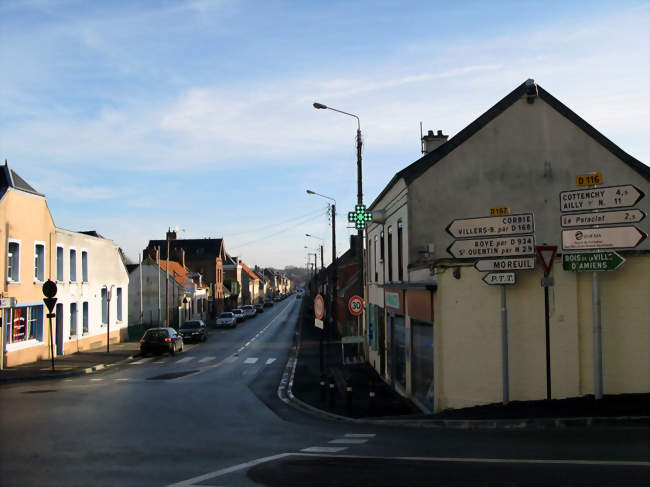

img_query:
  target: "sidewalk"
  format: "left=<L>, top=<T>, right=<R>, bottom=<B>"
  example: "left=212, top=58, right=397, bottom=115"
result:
left=289, top=300, right=649, bottom=428
left=0, top=341, right=140, bottom=384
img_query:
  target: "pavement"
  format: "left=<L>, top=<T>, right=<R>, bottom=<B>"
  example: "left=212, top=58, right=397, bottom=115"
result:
left=2, top=304, right=649, bottom=430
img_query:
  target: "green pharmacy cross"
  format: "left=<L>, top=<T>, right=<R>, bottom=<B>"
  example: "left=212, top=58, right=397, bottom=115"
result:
left=348, top=204, right=373, bottom=230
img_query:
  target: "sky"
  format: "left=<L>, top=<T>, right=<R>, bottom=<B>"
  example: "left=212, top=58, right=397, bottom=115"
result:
left=1, top=0, right=649, bottom=269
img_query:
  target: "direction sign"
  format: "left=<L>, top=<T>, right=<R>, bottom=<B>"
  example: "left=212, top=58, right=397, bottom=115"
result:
left=562, top=226, right=646, bottom=250
left=447, top=235, right=535, bottom=258
left=560, top=185, right=644, bottom=212
left=482, top=272, right=516, bottom=285
left=348, top=295, right=364, bottom=316
left=446, top=213, right=535, bottom=238
left=314, top=294, right=325, bottom=320
left=474, top=257, right=536, bottom=271
left=561, top=209, right=646, bottom=227
left=576, top=172, right=603, bottom=187
left=563, top=252, right=625, bottom=272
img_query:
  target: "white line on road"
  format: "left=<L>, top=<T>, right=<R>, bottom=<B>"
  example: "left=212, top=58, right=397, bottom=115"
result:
left=130, top=358, right=154, bottom=365
left=244, top=357, right=258, bottom=364
left=329, top=439, right=368, bottom=444
left=224, top=356, right=238, bottom=364
left=300, top=446, right=348, bottom=453
left=199, top=356, right=216, bottom=363
left=176, top=357, right=193, bottom=364
left=89, top=378, right=103, bottom=382
left=114, top=378, right=129, bottom=381
left=345, top=434, right=376, bottom=438
left=265, top=358, right=276, bottom=365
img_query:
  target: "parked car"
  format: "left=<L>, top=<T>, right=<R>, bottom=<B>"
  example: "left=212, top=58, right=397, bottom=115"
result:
left=179, top=320, right=208, bottom=342
left=232, top=308, right=245, bottom=322
left=264, top=299, right=274, bottom=307
left=217, top=312, right=237, bottom=328
left=140, top=327, right=183, bottom=356
left=273, top=295, right=281, bottom=302
left=296, top=293, right=302, bottom=299
left=254, top=304, right=264, bottom=313
left=242, top=305, right=256, bottom=318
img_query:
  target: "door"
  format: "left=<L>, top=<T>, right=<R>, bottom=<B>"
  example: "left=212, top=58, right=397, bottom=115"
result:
left=55, top=303, right=64, bottom=356
left=378, top=309, right=386, bottom=377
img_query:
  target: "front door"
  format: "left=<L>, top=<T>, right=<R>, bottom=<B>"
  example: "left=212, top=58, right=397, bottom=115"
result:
left=55, top=303, right=64, bottom=356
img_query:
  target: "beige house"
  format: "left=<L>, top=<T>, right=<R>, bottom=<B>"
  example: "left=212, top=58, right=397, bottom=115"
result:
left=366, top=80, right=650, bottom=412
left=0, top=163, right=57, bottom=366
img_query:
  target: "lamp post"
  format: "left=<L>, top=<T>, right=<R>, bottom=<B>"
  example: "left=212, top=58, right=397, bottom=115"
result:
left=103, top=284, right=115, bottom=353
left=312, top=103, right=364, bottom=331
left=306, top=234, right=324, bottom=269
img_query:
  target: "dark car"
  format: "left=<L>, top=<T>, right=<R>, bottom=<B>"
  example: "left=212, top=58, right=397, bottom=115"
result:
left=264, top=299, right=274, bottom=307
left=179, top=320, right=208, bottom=342
left=254, top=304, right=264, bottom=313
left=140, top=327, right=183, bottom=356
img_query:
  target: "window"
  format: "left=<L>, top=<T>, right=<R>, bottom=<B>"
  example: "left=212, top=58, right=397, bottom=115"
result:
left=82, top=302, right=89, bottom=334
left=34, top=243, right=45, bottom=282
left=69, top=249, right=77, bottom=282
left=368, top=240, right=373, bottom=283
left=387, top=226, right=393, bottom=282
left=380, top=231, right=384, bottom=261
left=70, top=303, right=77, bottom=336
left=57, top=246, right=64, bottom=281
left=116, top=287, right=123, bottom=321
left=397, top=221, right=404, bottom=281
left=411, top=318, right=434, bottom=411
left=374, top=235, right=378, bottom=282
left=81, top=251, right=88, bottom=282
left=7, top=240, right=20, bottom=282
left=8, top=305, right=43, bottom=343
left=101, top=287, right=108, bottom=324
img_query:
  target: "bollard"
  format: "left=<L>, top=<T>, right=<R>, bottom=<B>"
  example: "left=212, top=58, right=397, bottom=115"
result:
left=329, top=377, right=336, bottom=407
left=346, top=386, right=353, bottom=412
left=320, top=376, right=326, bottom=402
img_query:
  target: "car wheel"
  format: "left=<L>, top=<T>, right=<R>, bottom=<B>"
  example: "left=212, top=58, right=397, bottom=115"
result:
left=170, top=343, right=176, bottom=356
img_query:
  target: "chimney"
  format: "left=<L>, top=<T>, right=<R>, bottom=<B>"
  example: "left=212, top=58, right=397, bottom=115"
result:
left=421, top=129, right=448, bottom=154
left=181, top=248, right=186, bottom=269
left=155, top=246, right=160, bottom=264
left=166, top=227, right=177, bottom=240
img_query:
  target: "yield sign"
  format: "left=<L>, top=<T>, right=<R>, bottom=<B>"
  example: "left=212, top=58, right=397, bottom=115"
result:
left=536, top=245, right=558, bottom=276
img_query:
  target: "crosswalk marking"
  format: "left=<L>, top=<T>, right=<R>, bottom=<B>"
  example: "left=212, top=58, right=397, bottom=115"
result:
left=345, top=434, right=376, bottom=438
left=300, top=446, right=348, bottom=453
left=176, top=357, right=193, bottom=364
left=199, top=356, right=216, bottom=363
left=265, top=358, right=276, bottom=365
left=244, top=357, right=258, bottom=364
left=329, top=438, right=368, bottom=444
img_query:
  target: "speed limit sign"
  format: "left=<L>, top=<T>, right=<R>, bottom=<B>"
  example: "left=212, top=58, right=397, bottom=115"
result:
left=348, top=295, right=364, bottom=316
left=314, top=294, right=325, bottom=320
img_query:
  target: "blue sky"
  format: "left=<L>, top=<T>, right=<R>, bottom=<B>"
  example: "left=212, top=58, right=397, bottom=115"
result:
left=1, top=0, right=648, bottom=268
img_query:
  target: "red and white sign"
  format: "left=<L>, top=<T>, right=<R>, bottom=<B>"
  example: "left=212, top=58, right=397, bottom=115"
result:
left=535, top=245, right=558, bottom=276
left=314, top=294, right=325, bottom=320
left=348, top=295, right=364, bottom=316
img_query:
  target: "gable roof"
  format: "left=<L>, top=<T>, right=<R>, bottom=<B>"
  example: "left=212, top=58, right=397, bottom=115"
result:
left=1, top=161, right=45, bottom=199
left=146, top=238, right=224, bottom=259
left=369, top=80, right=649, bottom=210
left=241, top=262, right=259, bottom=280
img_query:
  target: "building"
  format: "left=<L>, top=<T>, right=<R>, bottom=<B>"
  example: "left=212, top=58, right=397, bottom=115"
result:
left=366, top=80, right=650, bottom=412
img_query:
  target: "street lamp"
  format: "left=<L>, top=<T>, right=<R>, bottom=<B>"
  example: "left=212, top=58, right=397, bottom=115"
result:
left=306, top=234, right=324, bottom=269
left=312, top=103, right=364, bottom=324
left=102, top=284, right=115, bottom=353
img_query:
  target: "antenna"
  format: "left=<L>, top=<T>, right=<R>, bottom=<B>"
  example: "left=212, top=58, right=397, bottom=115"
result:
left=420, top=122, right=424, bottom=154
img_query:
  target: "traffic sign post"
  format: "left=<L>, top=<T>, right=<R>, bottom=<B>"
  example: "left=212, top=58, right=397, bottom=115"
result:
left=474, top=257, right=535, bottom=272
left=42, top=279, right=58, bottom=372
left=313, top=294, right=326, bottom=376
left=561, top=226, right=646, bottom=250
left=482, top=273, right=516, bottom=285
left=560, top=185, right=644, bottom=212
left=447, top=235, right=535, bottom=259
left=348, top=296, right=364, bottom=316
left=562, top=251, right=625, bottom=272
left=446, top=213, right=535, bottom=238
left=535, top=246, right=557, bottom=402
left=561, top=209, right=645, bottom=227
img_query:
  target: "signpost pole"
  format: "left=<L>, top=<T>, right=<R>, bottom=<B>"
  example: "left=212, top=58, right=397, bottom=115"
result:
left=592, top=272, right=603, bottom=399
left=48, top=313, right=55, bottom=372
left=544, top=283, right=551, bottom=401
left=501, top=285, right=509, bottom=404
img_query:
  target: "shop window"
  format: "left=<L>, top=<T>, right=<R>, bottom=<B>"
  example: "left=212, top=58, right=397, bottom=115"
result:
left=69, top=249, right=77, bottom=282
left=411, top=318, right=434, bottom=411
left=57, top=246, right=64, bottom=281
left=9, top=306, right=43, bottom=343
left=7, top=240, right=20, bottom=283
left=34, top=243, right=45, bottom=282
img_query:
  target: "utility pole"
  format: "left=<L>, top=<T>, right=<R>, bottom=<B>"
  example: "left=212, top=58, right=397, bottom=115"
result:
left=166, top=233, right=170, bottom=328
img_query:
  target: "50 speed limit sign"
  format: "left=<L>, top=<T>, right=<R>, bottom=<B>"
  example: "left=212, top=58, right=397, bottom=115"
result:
left=348, top=295, right=364, bottom=316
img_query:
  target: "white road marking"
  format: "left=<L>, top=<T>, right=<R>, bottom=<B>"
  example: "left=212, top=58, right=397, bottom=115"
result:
left=130, top=357, right=154, bottom=365
left=300, top=446, right=348, bottom=453
left=345, top=434, right=376, bottom=438
left=329, top=438, right=368, bottom=444
left=199, top=356, right=216, bottom=363
left=176, top=357, right=193, bottom=364
left=89, top=378, right=103, bottom=382
left=244, top=357, right=258, bottom=364
left=224, top=356, right=238, bottom=364
left=114, top=378, right=129, bottom=381
left=265, top=358, right=276, bottom=365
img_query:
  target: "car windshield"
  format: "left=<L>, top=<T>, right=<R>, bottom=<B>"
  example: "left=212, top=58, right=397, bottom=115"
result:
left=181, top=322, right=201, bottom=329
left=144, top=329, right=167, bottom=338
left=220, top=313, right=233, bottom=318
left=233, top=309, right=242, bottom=314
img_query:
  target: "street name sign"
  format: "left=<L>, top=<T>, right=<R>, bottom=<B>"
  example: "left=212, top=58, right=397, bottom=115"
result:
left=447, top=235, right=535, bottom=258
left=562, top=252, right=625, bottom=272
left=560, top=185, right=644, bottom=212
left=482, top=272, right=516, bottom=285
left=446, top=213, right=535, bottom=238
left=561, top=209, right=646, bottom=227
left=576, top=172, right=603, bottom=187
left=475, top=257, right=536, bottom=271
left=562, top=226, right=646, bottom=250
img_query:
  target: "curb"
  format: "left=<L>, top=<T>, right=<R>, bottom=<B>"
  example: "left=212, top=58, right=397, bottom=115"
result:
left=277, top=304, right=650, bottom=430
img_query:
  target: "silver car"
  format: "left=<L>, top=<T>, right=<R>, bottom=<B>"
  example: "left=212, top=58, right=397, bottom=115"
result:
left=217, top=312, right=237, bottom=328
left=241, top=305, right=256, bottom=318
left=231, top=308, right=245, bottom=323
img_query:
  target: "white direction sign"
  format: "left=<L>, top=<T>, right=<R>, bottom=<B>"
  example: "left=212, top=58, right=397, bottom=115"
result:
left=475, top=257, right=536, bottom=272
left=446, top=213, right=535, bottom=238
left=562, top=226, right=646, bottom=250
left=560, top=209, right=645, bottom=227
left=560, top=185, right=644, bottom=212
left=447, top=235, right=535, bottom=258
left=482, top=272, right=516, bottom=285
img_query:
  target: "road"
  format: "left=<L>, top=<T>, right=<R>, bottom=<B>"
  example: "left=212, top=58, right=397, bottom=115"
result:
left=0, top=298, right=648, bottom=486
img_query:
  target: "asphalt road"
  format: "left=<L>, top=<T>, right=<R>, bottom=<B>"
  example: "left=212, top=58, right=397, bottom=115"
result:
left=0, top=298, right=648, bottom=487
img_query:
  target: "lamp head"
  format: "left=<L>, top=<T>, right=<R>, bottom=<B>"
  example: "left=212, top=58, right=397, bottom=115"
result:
left=313, top=102, right=327, bottom=109
left=306, top=189, right=315, bottom=195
